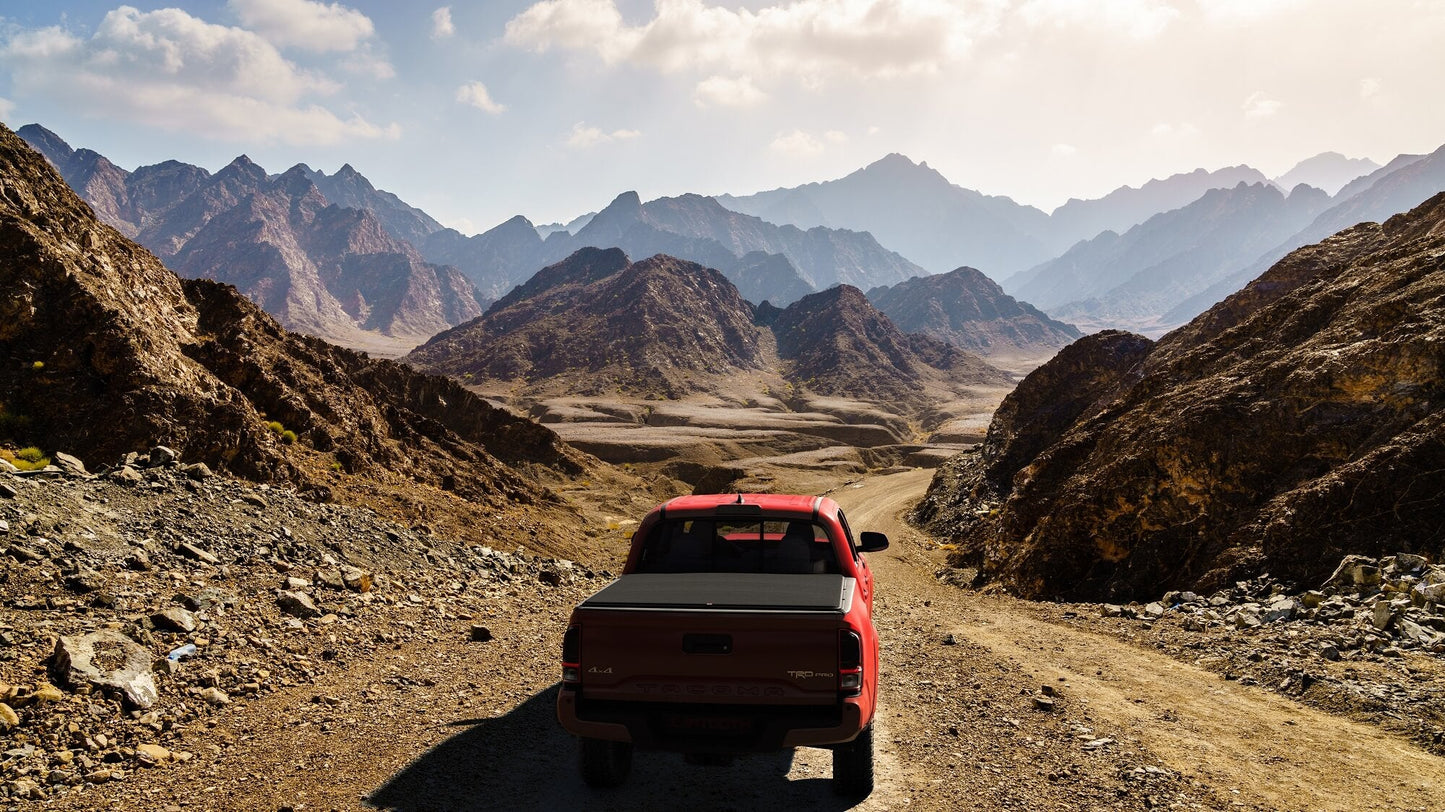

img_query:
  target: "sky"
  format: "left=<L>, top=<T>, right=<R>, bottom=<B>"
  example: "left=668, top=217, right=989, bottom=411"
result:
left=1, top=0, right=1444, bottom=234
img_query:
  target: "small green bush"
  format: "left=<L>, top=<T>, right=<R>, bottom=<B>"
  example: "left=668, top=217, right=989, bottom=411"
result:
left=281, top=429, right=297, bottom=445
left=11, top=447, right=50, bottom=471
left=266, top=421, right=284, bottom=435
left=31, top=361, right=44, bottom=371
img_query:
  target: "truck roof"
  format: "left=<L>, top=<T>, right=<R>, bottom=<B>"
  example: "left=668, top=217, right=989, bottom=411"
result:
left=655, top=493, right=839, bottom=520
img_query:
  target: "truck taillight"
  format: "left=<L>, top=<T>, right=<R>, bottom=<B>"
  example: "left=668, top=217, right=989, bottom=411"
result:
left=839, top=629, right=863, bottom=696
left=562, top=625, right=581, bottom=683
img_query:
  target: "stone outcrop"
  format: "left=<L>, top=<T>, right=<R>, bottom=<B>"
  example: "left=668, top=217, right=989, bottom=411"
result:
left=915, top=192, right=1445, bottom=600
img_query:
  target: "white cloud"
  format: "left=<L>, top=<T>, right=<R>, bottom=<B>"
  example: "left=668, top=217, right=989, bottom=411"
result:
left=566, top=122, right=641, bottom=148
left=506, top=0, right=1003, bottom=85
left=1017, top=0, right=1180, bottom=39
left=228, top=0, right=374, bottom=52
left=824, top=129, right=848, bottom=144
left=1, top=7, right=397, bottom=145
left=1196, top=0, right=1306, bottom=23
left=457, top=81, right=505, bottom=114
left=1051, top=143, right=1077, bottom=157
left=0, top=97, right=14, bottom=120
left=770, top=129, right=824, bottom=157
left=1243, top=90, right=1281, bottom=119
left=1359, top=77, right=1381, bottom=99
left=432, top=7, right=455, bottom=39
left=693, top=75, right=766, bottom=108
left=1151, top=121, right=1200, bottom=139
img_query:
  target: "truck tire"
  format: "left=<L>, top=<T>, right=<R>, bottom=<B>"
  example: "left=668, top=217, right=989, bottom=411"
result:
left=832, top=724, right=874, bottom=797
left=578, top=737, right=632, bottom=788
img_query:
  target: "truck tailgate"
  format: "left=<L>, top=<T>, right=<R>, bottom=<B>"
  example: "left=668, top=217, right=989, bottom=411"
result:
left=575, top=573, right=854, bottom=704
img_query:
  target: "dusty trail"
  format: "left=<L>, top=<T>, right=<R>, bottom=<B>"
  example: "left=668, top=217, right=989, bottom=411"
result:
left=59, top=469, right=1444, bottom=811
left=831, top=469, right=1445, bottom=812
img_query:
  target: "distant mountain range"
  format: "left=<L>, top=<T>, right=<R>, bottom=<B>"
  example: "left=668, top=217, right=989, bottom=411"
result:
left=1008, top=182, right=1332, bottom=332
left=406, top=248, right=1012, bottom=412
left=421, top=190, right=924, bottom=307
left=17, top=124, right=482, bottom=353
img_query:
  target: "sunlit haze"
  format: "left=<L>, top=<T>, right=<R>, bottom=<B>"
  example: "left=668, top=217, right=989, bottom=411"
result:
left=3, top=0, right=1442, bottom=233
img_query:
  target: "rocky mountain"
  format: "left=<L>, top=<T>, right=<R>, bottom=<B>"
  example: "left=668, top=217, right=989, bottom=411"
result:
left=0, top=122, right=585, bottom=542
left=407, top=248, right=767, bottom=399
left=770, top=285, right=1014, bottom=407
left=717, top=153, right=1054, bottom=277
left=1163, top=144, right=1445, bottom=326
left=300, top=162, right=445, bottom=248
left=1009, top=182, right=1332, bottom=332
left=16, top=124, right=483, bottom=352
left=865, top=267, right=1081, bottom=358
left=407, top=248, right=1010, bottom=409
left=912, top=191, right=1445, bottom=602
left=1272, top=152, right=1380, bottom=196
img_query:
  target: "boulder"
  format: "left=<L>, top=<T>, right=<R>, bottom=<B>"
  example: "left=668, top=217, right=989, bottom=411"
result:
left=49, top=630, right=158, bottom=709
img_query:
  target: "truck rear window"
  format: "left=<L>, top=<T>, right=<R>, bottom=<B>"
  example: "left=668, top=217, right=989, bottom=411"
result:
left=634, top=519, right=840, bottom=575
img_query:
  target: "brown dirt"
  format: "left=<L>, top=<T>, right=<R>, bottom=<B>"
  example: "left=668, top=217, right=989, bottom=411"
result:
left=11, top=469, right=1443, bottom=811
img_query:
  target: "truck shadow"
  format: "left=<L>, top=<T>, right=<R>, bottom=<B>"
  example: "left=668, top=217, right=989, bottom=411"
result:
left=367, top=684, right=862, bottom=811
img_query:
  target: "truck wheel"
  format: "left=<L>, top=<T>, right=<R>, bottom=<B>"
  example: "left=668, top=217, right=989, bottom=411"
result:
left=578, top=737, right=633, bottom=788
left=832, top=724, right=874, bottom=797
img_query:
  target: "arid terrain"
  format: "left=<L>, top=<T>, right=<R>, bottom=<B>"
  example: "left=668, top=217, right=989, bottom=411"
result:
left=3, top=462, right=1442, bottom=811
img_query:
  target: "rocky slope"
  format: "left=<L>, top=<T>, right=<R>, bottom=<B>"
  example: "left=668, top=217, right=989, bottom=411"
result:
left=913, top=192, right=1445, bottom=601
left=16, top=124, right=483, bottom=351
left=866, top=267, right=1081, bottom=357
left=0, top=122, right=588, bottom=549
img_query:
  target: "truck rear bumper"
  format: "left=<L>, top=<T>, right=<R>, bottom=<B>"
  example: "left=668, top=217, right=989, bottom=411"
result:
left=557, top=687, right=866, bottom=752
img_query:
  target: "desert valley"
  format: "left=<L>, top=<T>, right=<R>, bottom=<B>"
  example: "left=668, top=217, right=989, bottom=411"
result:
left=1, top=5, right=1444, bottom=808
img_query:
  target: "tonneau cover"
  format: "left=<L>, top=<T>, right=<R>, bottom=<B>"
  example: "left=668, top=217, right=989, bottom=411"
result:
left=580, top=573, right=852, bottom=612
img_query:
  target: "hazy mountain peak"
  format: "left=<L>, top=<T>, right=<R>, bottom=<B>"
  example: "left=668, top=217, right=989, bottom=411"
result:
left=1274, top=152, right=1381, bottom=196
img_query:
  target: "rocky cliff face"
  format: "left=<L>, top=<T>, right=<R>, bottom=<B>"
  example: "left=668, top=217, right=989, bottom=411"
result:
left=16, top=124, right=483, bottom=352
left=866, top=267, right=1081, bottom=357
left=0, top=123, right=583, bottom=540
left=914, top=193, right=1445, bottom=600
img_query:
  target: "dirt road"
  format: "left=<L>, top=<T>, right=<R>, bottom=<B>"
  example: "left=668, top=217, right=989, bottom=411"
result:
left=61, top=470, right=1444, bottom=811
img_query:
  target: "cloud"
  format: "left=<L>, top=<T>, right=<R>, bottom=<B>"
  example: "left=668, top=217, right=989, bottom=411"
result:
left=1051, top=143, right=1077, bottom=157
left=566, top=122, right=641, bottom=148
left=1, top=7, right=398, bottom=145
left=0, top=97, right=13, bottom=120
left=432, top=7, right=455, bottom=39
left=1017, top=0, right=1180, bottom=39
left=505, top=0, right=1002, bottom=85
left=228, top=0, right=374, bottom=52
left=693, top=75, right=766, bottom=108
left=1359, top=77, right=1381, bottom=99
left=1195, top=0, right=1306, bottom=23
left=1243, top=90, right=1281, bottom=119
left=456, top=81, right=505, bottom=114
left=770, top=129, right=821, bottom=157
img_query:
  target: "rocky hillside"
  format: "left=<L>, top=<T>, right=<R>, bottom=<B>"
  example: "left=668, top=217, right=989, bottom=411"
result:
left=16, top=124, right=483, bottom=352
left=0, top=122, right=588, bottom=549
left=913, top=192, right=1445, bottom=601
left=866, top=267, right=1081, bottom=357
left=408, top=249, right=1011, bottom=411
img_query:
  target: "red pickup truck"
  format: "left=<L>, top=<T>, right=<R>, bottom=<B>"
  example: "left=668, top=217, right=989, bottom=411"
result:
left=556, top=493, right=888, bottom=796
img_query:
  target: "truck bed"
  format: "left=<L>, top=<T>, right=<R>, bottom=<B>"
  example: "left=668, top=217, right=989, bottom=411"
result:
left=580, top=573, right=854, bottom=613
